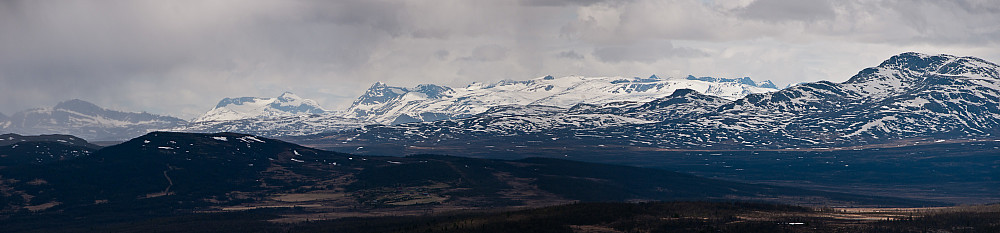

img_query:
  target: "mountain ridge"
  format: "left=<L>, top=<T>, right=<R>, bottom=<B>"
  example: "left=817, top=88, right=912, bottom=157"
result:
left=298, top=52, right=1000, bottom=150
left=345, top=75, right=779, bottom=125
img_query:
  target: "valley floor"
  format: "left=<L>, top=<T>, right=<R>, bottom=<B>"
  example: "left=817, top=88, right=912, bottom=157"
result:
left=309, top=139, right=1000, bottom=205
left=6, top=201, right=998, bottom=233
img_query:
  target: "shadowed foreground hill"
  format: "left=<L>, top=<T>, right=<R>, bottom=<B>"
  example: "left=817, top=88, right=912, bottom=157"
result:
left=0, top=132, right=944, bottom=232
left=0, top=133, right=99, bottom=166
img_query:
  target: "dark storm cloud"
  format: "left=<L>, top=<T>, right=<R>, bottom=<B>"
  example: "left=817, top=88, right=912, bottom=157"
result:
left=0, top=0, right=996, bottom=118
left=0, top=0, right=408, bottom=116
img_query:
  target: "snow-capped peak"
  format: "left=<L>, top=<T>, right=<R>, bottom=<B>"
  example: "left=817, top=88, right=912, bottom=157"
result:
left=194, top=92, right=328, bottom=122
left=758, top=80, right=778, bottom=89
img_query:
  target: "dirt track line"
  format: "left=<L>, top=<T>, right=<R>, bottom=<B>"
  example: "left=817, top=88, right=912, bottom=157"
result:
left=162, top=165, right=175, bottom=195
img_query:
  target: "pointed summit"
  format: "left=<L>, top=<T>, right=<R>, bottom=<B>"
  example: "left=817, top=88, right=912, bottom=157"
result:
left=276, top=92, right=305, bottom=103
left=352, top=82, right=409, bottom=107
left=758, top=80, right=778, bottom=89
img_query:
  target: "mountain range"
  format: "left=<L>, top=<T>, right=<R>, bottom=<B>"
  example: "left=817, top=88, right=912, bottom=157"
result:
left=1, top=74, right=777, bottom=140
left=343, top=75, right=778, bottom=125
left=3, top=52, right=999, bottom=231
left=299, top=52, right=1000, bottom=150
left=3, top=52, right=996, bottom=150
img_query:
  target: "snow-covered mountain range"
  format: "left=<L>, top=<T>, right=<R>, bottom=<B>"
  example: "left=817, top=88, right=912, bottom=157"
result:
left=345, top=75, right=778, bottom=125
left=12, top=52, right=993, bottom=148
left=193, top=92, right=328, bottom=122
left=301, top=52, right=1000, bottom=150
left=167, top=74, right=777, bottom=137
left=0, top=100, right=187, bottom=141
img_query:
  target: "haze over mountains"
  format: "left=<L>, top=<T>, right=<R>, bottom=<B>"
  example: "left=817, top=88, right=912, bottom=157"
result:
left=0, top=100, right=186, bottom=141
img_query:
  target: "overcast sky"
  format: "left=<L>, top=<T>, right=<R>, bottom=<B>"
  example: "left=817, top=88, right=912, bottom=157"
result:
left=2, top=0, right=998, bottom=119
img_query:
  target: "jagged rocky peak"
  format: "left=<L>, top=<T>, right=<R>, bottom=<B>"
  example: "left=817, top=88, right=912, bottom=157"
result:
left=353, top=82, right=409, bottom=106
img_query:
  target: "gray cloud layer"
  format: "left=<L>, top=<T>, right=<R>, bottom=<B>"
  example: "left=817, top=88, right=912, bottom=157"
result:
left=1, top=0, right=997, bottom=119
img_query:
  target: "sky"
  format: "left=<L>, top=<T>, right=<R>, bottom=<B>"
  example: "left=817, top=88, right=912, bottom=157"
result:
left=1, top=0, right=998, bottom=119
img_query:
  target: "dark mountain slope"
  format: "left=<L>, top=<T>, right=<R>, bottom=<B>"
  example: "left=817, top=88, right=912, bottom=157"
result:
left=0, top=134, right=99, bottom=166
left=0, top=132, right=939, bottom=221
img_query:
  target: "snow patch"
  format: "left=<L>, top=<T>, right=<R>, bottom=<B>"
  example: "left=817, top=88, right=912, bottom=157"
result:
left=238, top=136, right=265, bottom=143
